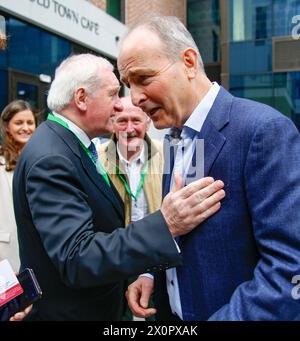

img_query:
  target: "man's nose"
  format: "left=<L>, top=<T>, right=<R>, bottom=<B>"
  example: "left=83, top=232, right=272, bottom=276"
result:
left=125, top=121, right=134, bottom=133
left=114, top=97, right=124, bottom=112
left=130, top=85, right=146, bottom=107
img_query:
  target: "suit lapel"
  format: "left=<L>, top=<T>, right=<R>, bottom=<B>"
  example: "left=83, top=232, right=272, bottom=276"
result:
left=186, top=87, right=231, bottom=183
left=176, top=87, right=232, bottom=246
left=46, top=120, right=124, bottom=220
left=79, top=147, right=124, bottom=219
left=197, top=120, right=226, bottom=177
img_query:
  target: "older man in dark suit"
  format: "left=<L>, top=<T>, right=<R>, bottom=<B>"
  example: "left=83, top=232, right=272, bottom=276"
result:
left=12, top=53, right=224, bottom=320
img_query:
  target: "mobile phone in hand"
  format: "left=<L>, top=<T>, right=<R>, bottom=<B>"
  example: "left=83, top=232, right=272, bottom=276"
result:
left=0, top=268, right=42, bottom=321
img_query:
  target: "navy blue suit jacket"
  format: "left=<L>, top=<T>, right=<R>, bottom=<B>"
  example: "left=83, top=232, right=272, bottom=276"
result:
left=155, top=87, right=300, bottom=321
left=13, top=119, right=181, bottom=320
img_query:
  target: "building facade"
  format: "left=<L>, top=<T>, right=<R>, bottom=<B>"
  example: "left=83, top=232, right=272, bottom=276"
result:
left=0, top=0, right=299, bottom=130
left=187, top=0, right=300, bottom=130
left=226, top=0, right=300, bottom=130
left=0, top=0, right=126, bottom=116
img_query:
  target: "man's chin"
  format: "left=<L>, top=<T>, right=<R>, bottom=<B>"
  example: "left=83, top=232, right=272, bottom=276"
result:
left=152, top=120, right=169, bottom=130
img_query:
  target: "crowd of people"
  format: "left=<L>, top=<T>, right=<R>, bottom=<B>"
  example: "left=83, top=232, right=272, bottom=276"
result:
left=0, top=15, right=300, bottom=321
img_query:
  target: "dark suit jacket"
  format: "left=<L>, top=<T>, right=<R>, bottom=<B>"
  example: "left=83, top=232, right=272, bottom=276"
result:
left=13, top=119, right=181, bottom=321
left=156, top=87, right=300, bottom=321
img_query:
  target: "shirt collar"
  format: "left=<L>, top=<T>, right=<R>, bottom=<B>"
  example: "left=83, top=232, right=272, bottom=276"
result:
left=181, top=82, right=220, bottom=138
left=117, top=143, right=146, bottom=166
left=52, top=112, right=91, bottom=148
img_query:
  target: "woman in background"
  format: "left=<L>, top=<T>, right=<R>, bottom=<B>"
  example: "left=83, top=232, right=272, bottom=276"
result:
left=0, top=31, right=34, bottom=322
left=0, top=100, right=37, bottom=271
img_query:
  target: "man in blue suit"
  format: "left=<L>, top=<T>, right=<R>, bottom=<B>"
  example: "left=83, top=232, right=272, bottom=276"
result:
left=119, top=16, right=300, bottom=320
left=12, top=54, right=224, bottom=320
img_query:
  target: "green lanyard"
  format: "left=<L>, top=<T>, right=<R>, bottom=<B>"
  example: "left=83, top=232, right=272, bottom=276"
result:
left=116, top=160, right=149, bottom=201
left=47, top=113, right=110, bottom=187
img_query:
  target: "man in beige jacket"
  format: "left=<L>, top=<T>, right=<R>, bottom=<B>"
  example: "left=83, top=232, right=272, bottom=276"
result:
left=98, top=96, right=163, bottom=227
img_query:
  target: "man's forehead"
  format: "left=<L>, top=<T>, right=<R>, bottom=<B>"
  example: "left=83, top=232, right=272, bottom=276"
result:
left=121, top=106, right=146, bottom=117
left=115, top=111, right=145, bottom=119
left=118, top=28, right=165, bottom=70
left=101, top=69, right=120, bottom=87
left=120, top=27, right=158, bottom=52
left=115, top=104, right=147, bottom=120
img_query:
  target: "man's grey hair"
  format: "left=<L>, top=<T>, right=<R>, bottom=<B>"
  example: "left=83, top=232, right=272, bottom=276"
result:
left=47, top=54, right=113, bottom=112
left=126, top=15, right=205, bottom=72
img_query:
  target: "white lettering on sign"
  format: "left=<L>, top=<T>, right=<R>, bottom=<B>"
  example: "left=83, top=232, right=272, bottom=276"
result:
left=29, top=0, right=100, bottom=35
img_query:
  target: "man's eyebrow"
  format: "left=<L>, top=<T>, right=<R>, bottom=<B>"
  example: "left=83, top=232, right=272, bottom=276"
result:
left=108, top=85, right=121, bottom=92
left=121, top=67, right=153, bottom=84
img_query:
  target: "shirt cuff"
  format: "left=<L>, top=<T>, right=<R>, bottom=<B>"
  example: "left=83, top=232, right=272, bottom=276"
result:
left=139, top=273, right=154, bottom=280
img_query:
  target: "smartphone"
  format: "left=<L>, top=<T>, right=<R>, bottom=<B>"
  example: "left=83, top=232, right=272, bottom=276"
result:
left=0, top=268, right=42, bottom=320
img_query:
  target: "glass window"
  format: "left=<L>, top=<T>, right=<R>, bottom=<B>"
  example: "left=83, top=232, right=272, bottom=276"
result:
left=229, top=0, right=272, bottom=42
left=106, top=0, right=123, bottom=22
left=230, top=40, right=272, bottom=74
left=255, top=5, right=268, bottom=39
left=212, top=0, right=220, bottom=25
left=230, top=72, right=300, bottom=130
left=230, top=74, right=273, bottom=106
left=274, top=72, right=300, bottom=129
left=187, top=0, right=221, bottom=63
left=274, top=0, right=300, bottom=37
left=0, top=69, right=8, bottom=113
left=4, top=18, right=71, bottom=76
left=16, top=82, right=39, bottom=111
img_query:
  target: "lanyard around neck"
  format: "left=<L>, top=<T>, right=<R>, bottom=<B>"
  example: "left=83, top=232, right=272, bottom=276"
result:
left=116, top=160, right=149, bottom=201
left=47, top=113, right=110, bottom=187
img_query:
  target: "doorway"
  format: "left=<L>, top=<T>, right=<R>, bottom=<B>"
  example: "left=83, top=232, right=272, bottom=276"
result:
left=8, top=68, right=50, bottom=121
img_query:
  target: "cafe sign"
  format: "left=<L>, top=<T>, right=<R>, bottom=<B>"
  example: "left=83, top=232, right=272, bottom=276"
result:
left=0, top=0, right=127, bottom=58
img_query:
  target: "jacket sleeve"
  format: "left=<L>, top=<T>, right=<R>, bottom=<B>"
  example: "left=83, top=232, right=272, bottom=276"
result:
left=25, top=155, right=181, bottom=289
left=209, top=115, right=300, bottom=320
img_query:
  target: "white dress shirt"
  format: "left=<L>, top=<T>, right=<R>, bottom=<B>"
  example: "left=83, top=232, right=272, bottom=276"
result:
left=166, top=82, right=220, bottom=319
left=117, top=145, right=149, bottom=222
left=53, top=112, right=105, bottom=176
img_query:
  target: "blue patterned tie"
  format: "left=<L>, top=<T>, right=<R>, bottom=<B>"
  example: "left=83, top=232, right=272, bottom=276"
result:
left=162, top=128, right=182, bottom=198
left=88, top=141, right=98, bottom=164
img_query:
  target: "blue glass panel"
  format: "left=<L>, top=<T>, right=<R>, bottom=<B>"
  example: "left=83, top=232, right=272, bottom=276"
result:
left=106, top=0, right=122, bottom=21
left=6, top=18, right=71, bottom=76
left=0, top=44, right=8, bottom=69
left=0, top=69, right=8, bottom=113
left=274, top=72, right=300, bottom=129
left=255, top=5, right=267, bottom=39
left=230, top=72, right=300, bottom=130
left=187, top=0, right=221, bottom=63
left=230, top=40, right=272, bottom=74
left=16, top=82, right=38, bottom=111
left=229, top=0, right=272, bottom=42
left=274, top=0, right=300, bottom=37
left=230, top=74, right=273, bottom=106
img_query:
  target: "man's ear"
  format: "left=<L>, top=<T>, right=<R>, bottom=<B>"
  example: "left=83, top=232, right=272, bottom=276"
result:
left=74, top=87, right=88, bottom=111
left=181, top=48, right=199, bottom=79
